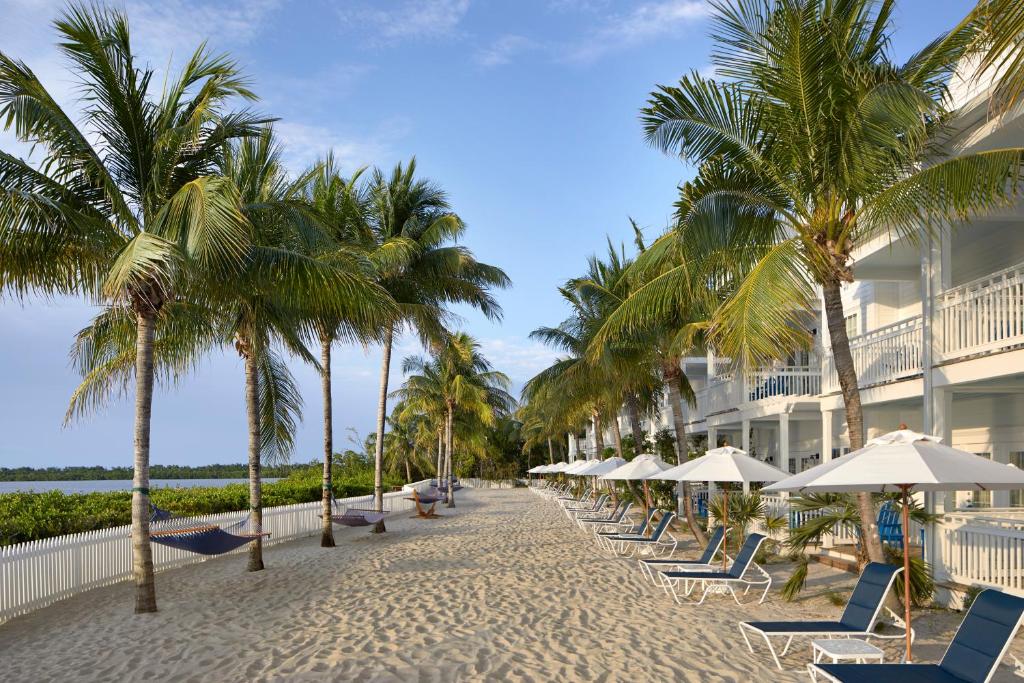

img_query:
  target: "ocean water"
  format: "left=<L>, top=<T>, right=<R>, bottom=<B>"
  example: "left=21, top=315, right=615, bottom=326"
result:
left=0, top=478, right=280, bottom=494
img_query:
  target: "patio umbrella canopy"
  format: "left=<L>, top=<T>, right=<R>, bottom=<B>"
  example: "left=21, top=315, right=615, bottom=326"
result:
left=574, top=456, right=626, bottom=477
left=763, top=429, right=1024, bottom=663
left=652, top=446, right=789, bottom=569
left=600, top=455, right=671, bottom=520
left=526, top=464, right=548, bottom=474
left=563, top=460, right=595, bottom=475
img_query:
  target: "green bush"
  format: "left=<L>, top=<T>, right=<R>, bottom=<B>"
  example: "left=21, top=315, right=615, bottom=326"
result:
left=0, top=463, right=400, bottom=546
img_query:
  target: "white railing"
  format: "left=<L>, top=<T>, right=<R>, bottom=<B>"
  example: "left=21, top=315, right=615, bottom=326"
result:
left=0, top=490, right=417, bottom=624
left=745, top=366, right=821, bottom=402
left=823, top=316, right=923, bottom=392
left=695, top=366, right=821, bottom=422
left=940, top=513, right=1024, bottom=595
left=937, top=262, right=1024, bottom=362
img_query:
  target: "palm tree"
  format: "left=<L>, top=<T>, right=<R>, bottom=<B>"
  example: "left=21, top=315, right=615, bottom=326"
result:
left=398, top=332, right=514, bottom=506
left=302, top=156, right=398, bottom=547
left=641, top=0, right=1024, bottom=562
left=1, top=4, right=266, bottom=612
left=960, top=0, right=1024, bottom=113
left=365, top=159, right=509, bottom=530
left=216, top=129, right=393, bottom=569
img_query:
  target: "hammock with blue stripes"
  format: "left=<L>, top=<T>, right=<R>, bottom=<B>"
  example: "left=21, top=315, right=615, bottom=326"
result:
left=149, top=506, right=268, bottom=556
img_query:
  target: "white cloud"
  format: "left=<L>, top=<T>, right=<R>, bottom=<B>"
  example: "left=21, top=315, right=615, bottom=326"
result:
left=477, top=337, right=561, bottom=386
left=565, top=0, right=710, bottom=63
left=476, top=35, right=538, bottom=68
left=274, top=117, right=411, bottom=175
left=337, top=0, right=471, bottom=45
left=124, top=0, right=281, bottom=59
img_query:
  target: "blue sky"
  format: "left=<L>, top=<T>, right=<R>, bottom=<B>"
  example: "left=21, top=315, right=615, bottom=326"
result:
left=0, top=0, right=974, bottom=468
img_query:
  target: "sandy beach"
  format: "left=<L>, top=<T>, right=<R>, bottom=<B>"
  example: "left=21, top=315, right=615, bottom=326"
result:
left=1, top=488, right=1020, bottom=682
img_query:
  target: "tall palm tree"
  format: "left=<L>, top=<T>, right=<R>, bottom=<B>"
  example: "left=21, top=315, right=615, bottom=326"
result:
left=302, top=156, right=399, bottom=547
left=216, top=129, right=393, bottom=569
left=960, top=0, right=1024, bottom=113
left=0, top=4, right=266, bottom=612
left=641, top=0, right=1024, bottom=562
left=365, top=159, right=509, bottom=530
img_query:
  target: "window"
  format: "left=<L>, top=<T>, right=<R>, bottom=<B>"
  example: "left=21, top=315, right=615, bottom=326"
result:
left=844, top=313, right=859, bottom=339
left=1011, top=452, right=1024, bottom=508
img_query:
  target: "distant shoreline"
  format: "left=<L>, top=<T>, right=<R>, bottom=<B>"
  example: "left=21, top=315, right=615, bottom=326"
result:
left=0, top=464, right=304, bottom=482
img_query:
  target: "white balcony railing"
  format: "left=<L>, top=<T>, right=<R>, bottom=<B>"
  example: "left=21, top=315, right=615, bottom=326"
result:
left=937, top=262, right=1024, bottom=362
left=695, top=366, right=821, bottom=421
left=823, top=316, right=923, bottom=393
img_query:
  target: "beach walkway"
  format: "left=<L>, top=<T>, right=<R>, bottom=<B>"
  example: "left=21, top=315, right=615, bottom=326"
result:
left=0, top=488, right=1016, bottom=682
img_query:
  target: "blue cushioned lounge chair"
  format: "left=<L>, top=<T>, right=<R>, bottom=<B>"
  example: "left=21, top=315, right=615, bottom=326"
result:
left=605, top=511, right=677, bottom=557
left=738, top=562, right=906, bottom=669
left=594, top=507, right=657, bottom=551
left=658, top=533, right=771, bottom=605
left=808, top=589, right=1024, bottom=683
left=637, top=526, right=727, bottom=584
left=577, top=501, right=632, bottom=531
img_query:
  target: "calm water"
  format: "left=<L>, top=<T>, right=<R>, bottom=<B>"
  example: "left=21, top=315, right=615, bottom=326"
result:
left=0, top=479, right=280, bottom=494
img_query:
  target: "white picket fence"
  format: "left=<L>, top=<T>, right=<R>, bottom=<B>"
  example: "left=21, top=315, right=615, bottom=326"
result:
left=0, top=490, right=417, bottom=624
left=459, top=478, right=521, bottom=489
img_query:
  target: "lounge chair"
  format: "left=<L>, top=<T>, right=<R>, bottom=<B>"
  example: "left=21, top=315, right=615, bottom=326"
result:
left=658, top=533, right=771, bottom=605
left=558, top=487, right=592, bottom=506
left=808, top=589, right=1024, bottom=683
left=577, top=501, right=631, bottom=531
left=738, top=562, right=906, bottom=669
left=605, top=511, right=677, bottom=558
left=594, top=507, right=657, bottom=550
left=637, top=526, right=726, bottom=584
left=565, top=494, right=609, bottom=519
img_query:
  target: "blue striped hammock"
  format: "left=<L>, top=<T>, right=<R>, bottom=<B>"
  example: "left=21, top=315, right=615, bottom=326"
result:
left=149, top=506, right=268, bottom=556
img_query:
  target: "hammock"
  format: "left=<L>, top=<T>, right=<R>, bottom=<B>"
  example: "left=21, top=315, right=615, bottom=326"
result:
left=324, top=497, right=389, bottom=527
left=406, top=487, right=445, bottom=519
left=149, top=506, right=269, bottom=556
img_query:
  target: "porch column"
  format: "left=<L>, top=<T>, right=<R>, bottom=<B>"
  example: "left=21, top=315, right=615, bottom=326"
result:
left=821, top=409, right=834, bottom=464
left=741, top=419, right=751, bottom=494
left=779, top=413, right=791, bottom=475
left=707, top=425, right=718, bottom=498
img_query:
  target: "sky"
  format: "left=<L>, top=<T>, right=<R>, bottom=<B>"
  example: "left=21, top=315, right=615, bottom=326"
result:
left=0, top=0, right=975, bottom=468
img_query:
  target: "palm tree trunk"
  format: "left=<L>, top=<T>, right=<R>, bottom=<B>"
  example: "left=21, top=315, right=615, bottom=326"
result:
left=547, top=437, right=554, bottom=464
left=666, top=365, right=706, bottom=545
left=405, top=454, right=412, bottom=484
left=372, top=324, right=393, bottom=533
left=437, top=429, right=443, bottom=483
left=445, top=404, right=455, bottom=507
left=611, top=414, right=624, bottom=458
left=823, top=280, right=883, bottom=563
left=319, top=334, right=335, bottom=548
left=131, top=308, right=158, bottom=613
left=626, top=395, right=645, bottom=454
left=592, top=410, right=604, bottom=458
left=244, top=345, right=264, bottom=571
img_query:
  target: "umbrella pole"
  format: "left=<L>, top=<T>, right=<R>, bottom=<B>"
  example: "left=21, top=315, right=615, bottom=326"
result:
left=901, top=484, right=913, bottom=663
left=723, top=487, right=729, bottom=571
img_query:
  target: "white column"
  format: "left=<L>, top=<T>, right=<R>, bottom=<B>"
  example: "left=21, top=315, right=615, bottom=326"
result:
left=780, top=413, right=791, bottom=475
left=821, top=409, right=834, bottom=463
left=741, top=419, right=751, bottom=494
left=707, top=425, right=718, bottom=498
left=707, top=348, right=717, bottom=381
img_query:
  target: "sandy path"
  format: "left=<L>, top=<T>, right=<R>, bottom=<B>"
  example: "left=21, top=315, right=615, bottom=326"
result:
left=1, top=488, right=1020, bottom=681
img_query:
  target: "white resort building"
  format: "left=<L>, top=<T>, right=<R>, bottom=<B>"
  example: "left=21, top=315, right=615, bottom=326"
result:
left=571, top=64, right=1024, bottom=601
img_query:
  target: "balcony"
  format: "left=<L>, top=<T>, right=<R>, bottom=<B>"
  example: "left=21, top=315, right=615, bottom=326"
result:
left=694, top=365, right=822, bottom=422
left=936, top=262, right=1024, bottom=362
left=823, top=316, right=923, bottom=392
left=822, top=261, right=1024, bottom=392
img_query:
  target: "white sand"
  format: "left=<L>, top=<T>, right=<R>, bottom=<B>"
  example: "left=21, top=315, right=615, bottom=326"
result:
left=1, top=488, right=1021, bottom=681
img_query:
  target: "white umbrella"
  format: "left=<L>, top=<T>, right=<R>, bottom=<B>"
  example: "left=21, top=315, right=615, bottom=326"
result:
left=546, top=461, right=569, bottom=473
left=526, top=464, right=548, bottom=474
left=575, top=456, right=626, bottom=477
left=652, top=446, right=789, bottom=569
left=600, top=454, right=671, bottom=516
left=764, top=429, right=1024, bottom=663
left=564, top=460, right=595, bottom=475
